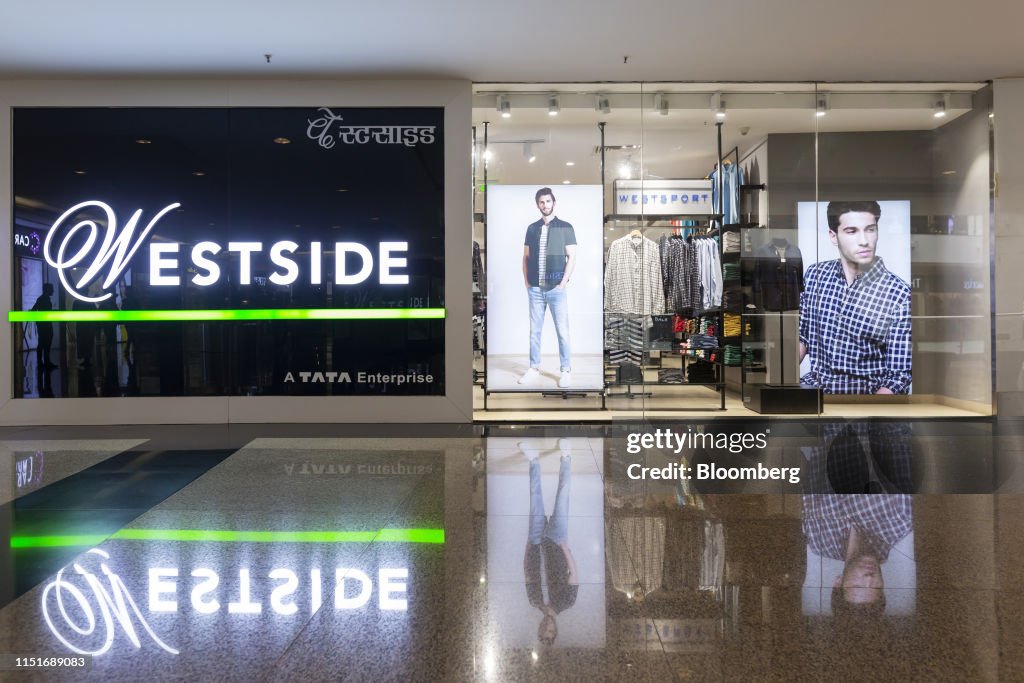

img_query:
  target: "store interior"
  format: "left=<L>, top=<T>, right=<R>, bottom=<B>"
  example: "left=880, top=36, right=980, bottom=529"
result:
left=471, top=82, right=993, bottom=421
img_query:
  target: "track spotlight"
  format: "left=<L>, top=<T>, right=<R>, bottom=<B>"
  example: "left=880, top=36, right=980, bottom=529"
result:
left=548, top=95, right=560, bottom=116
left=816, top=92, right=830, bottom=117
left=524, top=142, right=536, bottom=163
left=933, top=93, right=949, bottom=119
left=497, top=95, right=511, bottom=118
left=654, top=92, right=669, bottom=116
left=595, top=95, right=611, bottom=115
left=711, top=92, right=726, bottom=120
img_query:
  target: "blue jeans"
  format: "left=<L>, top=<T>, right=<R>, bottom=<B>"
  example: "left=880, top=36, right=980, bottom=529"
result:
left=528, top=457, right=571, bottom=546
left=528, top=286, right=571, bottom=371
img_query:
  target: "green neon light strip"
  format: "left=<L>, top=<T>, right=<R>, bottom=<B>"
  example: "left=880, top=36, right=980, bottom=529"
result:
left=10, top=528, right=445, bottom=548
left=8, top=308, right=446, bottom=323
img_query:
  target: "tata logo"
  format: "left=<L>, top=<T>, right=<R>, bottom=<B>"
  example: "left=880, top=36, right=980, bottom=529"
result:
left=43, top=200, right=410, bottom=303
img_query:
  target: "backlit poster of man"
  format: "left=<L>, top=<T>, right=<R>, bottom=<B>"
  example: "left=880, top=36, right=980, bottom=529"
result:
left=486, top=185, right=603, bottom=392
left=798, top=200, right=912, bottom=395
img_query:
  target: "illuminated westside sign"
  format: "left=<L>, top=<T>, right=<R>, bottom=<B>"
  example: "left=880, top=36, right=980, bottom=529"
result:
left=42, top=548, right=411, bottom=656
left=43, top=200, right=410, bottom=303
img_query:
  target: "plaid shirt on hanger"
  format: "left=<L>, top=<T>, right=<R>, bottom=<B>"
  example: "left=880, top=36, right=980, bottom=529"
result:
left=605, top=235, right=666, bottom=315
left=799, top=258, right=912, bottom=394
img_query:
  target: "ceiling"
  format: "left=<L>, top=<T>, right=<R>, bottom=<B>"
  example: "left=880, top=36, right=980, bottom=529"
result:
left=472, top=85, right=985, bottom=184
left=0, top=1, right=1021, bottom=81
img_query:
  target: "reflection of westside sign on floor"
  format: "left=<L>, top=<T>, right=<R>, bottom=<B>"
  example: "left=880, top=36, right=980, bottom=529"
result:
left=284, top=461, right=434, bottom=476
left=42, top=549, right=179, bottom=656
left=42, top=548, right=410, bottom=657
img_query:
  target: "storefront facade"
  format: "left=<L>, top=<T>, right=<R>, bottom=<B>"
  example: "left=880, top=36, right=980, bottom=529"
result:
left=4, top=77, right=1024, bottom=423
left=1, top=80, right=474, bottom=424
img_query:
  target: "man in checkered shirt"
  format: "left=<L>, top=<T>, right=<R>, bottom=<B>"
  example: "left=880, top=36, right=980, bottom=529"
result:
left=799, top=201, right=911, bottom=394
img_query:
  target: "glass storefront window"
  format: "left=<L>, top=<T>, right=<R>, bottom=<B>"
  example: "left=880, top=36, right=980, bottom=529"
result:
left=472, top=82, right=993, bottom=419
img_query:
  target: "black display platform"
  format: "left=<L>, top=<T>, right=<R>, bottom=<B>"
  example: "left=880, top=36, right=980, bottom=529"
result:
left=745, top=384, right=822, bottom=414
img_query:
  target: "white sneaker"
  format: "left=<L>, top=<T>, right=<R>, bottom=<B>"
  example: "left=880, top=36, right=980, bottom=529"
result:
left=558, top=370, right=571, bottom=388
left=518, top=367, right=540, bottom=384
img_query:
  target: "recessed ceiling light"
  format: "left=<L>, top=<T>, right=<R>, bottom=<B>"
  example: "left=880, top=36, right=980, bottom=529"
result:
left=192, top=170, right=206, bottom=176
left=273, top=137, right=292, bottom=144
left=942, top=170, right=956, bottom=175
left=135, top=138, right=152, bottom=145
left=336, top=188, right=349, bottom=192
left=562, top=180, right=571, bottom=185
left=566, top=161, right=575, bottom=166
left=73, top=170, right=87, bottom=175
left=371, top=217, right=380, bottom=221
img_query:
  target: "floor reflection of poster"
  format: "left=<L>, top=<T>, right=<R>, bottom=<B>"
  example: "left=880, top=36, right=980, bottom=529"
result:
left=485, top=437, right=605, bottom=649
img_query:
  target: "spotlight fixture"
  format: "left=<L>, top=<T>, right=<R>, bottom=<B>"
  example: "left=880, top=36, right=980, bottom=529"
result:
left=711, top=92, right=726, bottom=120
left=566, top=161, right=575, bottom=166
left=497, top=95, right=511, bottom=118
left=562, top=180, right=571, bottom=185
left=654, top=92, right=669, bottom=116
left=595, top=95, right=611, bottom=115
left=933, top=93, right=949, bottom=119
left=815, top=92, right=830, bottom=117
left=135, top=138, right=152, bottom=145
left=547, top=94, right=560, bottom=117
left=273, top=137, right=291, bottom=144
left=192, top=170, right=206, bottom=176
left=524, top=142, right=536, bottom=163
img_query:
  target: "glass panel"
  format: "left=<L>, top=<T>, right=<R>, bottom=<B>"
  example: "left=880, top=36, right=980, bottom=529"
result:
left=810, top=84, right=992, bottom=414
left=473, top=85, right=643, bottom=413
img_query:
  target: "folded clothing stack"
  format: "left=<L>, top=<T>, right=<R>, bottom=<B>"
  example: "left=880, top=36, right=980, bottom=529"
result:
left=723, top=313, right=741, bottom=337
left=723, top=344, right=746, bottom=366
left=687, top=334, right=719, bottom=349
left=723, top=231, right=741, bottom=253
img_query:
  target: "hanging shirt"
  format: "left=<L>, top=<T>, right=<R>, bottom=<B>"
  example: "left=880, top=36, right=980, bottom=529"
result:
left=710, top=164, right=745, bottom=225
left=604, top=235, right=666, bottom=315
left=752, top=241, right=804, bottom=311
left=658, top=235, right=701, bottom=314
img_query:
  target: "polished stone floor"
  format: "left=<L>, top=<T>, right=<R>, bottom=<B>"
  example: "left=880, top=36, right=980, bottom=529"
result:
left=0, top=420, right=1022, bottom=681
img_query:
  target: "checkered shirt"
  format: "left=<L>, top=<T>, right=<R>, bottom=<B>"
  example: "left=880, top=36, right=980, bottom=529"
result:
left=605, top=235, right=666, bottom=315
left=799, top=258, right=911, bottom=394
left=802, top=493, right=912, bottom=561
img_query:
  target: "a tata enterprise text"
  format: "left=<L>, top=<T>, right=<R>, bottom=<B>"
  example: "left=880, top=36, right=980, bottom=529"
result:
left=43, top=200, right=410, bottom=303
left=284, top=370, right=433, bottom=384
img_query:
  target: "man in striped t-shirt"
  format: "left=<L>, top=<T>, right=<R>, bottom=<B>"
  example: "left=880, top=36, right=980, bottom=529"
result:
left=520, top=188, right=577, bottom=388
